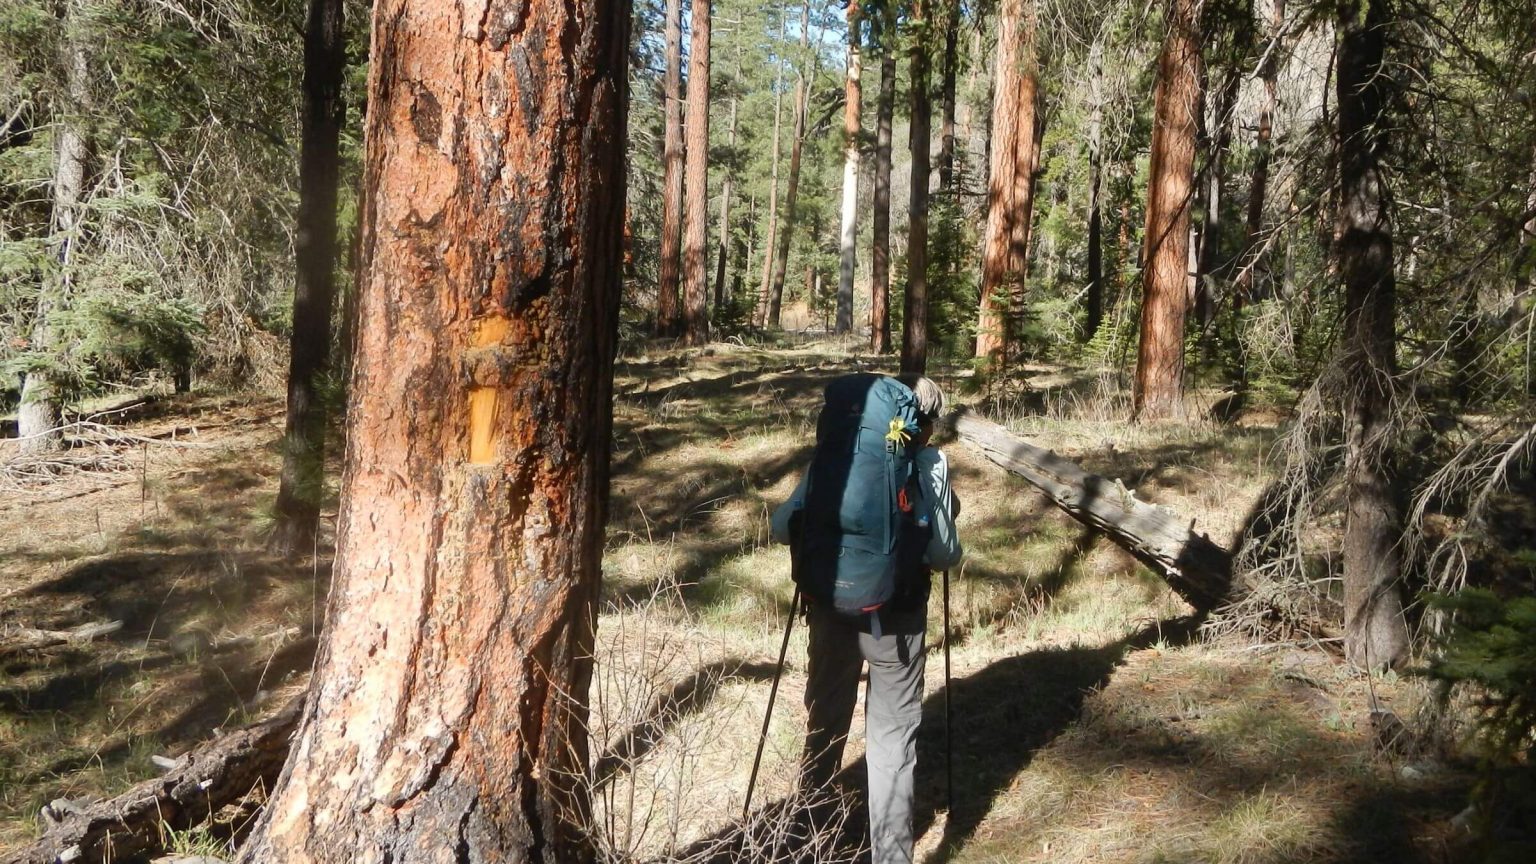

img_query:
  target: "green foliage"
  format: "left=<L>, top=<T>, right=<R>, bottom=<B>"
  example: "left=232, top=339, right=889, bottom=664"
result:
left=1426, top=583, right=1536, bottom=857
left=1427, top=586, right=1536, bottom=760
left=926, top=193, right=979, bottom=358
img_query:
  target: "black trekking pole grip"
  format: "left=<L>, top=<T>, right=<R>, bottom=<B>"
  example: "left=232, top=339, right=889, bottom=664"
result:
left=943, top=568, right=953, bottom=815
left=744, top=590, right=800, bottom=821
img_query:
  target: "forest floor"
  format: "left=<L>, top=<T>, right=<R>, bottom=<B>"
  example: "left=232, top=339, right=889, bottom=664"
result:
left=0, top=341, right=1475, bottom=862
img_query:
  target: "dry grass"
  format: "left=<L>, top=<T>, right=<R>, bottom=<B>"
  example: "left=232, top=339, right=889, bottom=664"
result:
left=0, top=344, right=1475, bottom=862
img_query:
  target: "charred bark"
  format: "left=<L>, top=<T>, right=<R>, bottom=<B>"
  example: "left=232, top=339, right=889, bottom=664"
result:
left=902, top=0, right=933, bottom=375
left=937, top=0, right=961, bottom=192
left=271, top=0, right=348, bottom=558
left=235, top=2, right=630, bottom=860
left=870, top=6, right=896, bottom=354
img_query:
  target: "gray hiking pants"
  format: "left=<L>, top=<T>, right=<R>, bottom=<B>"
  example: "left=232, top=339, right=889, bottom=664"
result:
left=802, top=602, right=926, bottom=864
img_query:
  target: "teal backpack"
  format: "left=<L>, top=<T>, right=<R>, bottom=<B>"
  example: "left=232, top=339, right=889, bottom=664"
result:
left=793, top=373, right=925, bottom=620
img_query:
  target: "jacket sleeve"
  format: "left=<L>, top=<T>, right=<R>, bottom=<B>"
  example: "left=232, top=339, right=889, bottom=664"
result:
left=916, top=447, right=963, bottom=569
left=770, top=468, right=810, bottom=545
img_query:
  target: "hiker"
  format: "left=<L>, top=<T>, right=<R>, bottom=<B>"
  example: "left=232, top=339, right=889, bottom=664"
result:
left=770, top=374, right=962, bottom=864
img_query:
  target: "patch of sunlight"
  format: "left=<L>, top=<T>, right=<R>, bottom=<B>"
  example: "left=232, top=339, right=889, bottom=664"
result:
left=1202, top=790, right=1326, bottom=864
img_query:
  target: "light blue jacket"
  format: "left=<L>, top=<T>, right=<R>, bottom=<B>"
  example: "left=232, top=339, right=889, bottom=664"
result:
left=770, top=446, right=963, bottom=569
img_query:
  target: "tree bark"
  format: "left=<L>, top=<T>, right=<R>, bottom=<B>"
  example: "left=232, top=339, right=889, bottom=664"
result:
left=755, top=13, right=789, bottom=328
left=658, top=0, right=685, bottom=337
left=1336, top=0, right=1408, bottom=671
left=271, top=0, right=347, bottom=558
left=681, top=0, right=712, bottom=346
left=937, top=0, right=961, bottom=193
left=1133, top=0, right=1201, bottom=421
left=870, top=6, right=896, bottom=354
left=1085, top=37, right=1105, bottom=340
left=18, top=0, right=92, bottom=455
left=902, top=0, right=932, bottom=375
left=1236, top=0, right=1284, bottom=311
left=767, top=0, right=812, bottom=331
left=975, top=0, right=1038, bottom=364
left=235, top=2, right=630, bottom=861
left=835, top=1, right=862, bottom=335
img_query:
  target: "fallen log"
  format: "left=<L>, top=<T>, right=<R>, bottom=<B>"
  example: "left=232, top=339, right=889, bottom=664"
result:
left=1, top=621, right=123, bottom=654
left=3, top=699, right=303, bottom=864
left=945, top=409, right=1233, bottom=611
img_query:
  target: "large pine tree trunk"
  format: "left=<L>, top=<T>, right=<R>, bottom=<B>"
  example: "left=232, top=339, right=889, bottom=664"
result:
left=681, top=0, right=712, bottom=346
left=975, top=0, right=1038, bottom=364
left=1236, top=0, right=1284, bottom=311
left=234, top=3, right=629, bottom=860
left=754, top=17, right=787, bottom=328
left=937, top=0, right=961, bottom=192
left=767, top=0, right=811, bottom=330
left=1336, top=0, right=1408, bottom=671
left=1134, top=0, right=1201, bottom=420
left=834, top=1, right=862, bottom=335
left=18, top=0, right=91, bottom=455
left=870, top=8, right=896, bottom=354
left=271, top=0, right=347, bottom=558
left=658, top=0, right=685, bottom=337
left=902, top=0, right=932, bottom=375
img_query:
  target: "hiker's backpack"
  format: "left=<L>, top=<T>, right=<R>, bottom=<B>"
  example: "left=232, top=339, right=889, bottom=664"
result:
left=793, top=373, right=927, bottom=617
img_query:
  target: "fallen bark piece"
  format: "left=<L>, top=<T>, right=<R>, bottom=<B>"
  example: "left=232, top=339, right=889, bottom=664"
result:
left=2, top=699, right=302, bottom=864
left=946, top=409, right=1233, bottom=610
left=1, top=621, right=123, bottom=653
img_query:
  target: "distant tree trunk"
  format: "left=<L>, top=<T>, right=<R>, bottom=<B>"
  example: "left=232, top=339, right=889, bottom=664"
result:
left=1085, top=37, right=1105, bottom=341
left=870, top=8, right=896, bottom=355
left=1336, top=0, right=1408, bottom=671
left=713, top=65, right=739, bottom=322
left=1194, top=64, right=1240, bottom=338
left=755, top=13, right=788, bottom=327
left=1518, top=154, right=1536, bottom=394
left=681, top=0, right=712, bottom=346
left=270, top=0, right=347, bottom=558
left=234, top=3, right=629, bottom=862
left=767, top=0, right=812, bottom=330
left=835, top=1, right=862, bottom=335
left=1133, top=0, right=1201, bottom=420
left=937, top=0, right=961, bottom=192
left=658, top=0, right=685, bottom=337
left=1237, top=0, right=1284, bottom=311
left=902, top=0, right=932, bottom=375
left=18, top=0, right=92, bottom=455
left=976, top=0, right=1038, bottom=364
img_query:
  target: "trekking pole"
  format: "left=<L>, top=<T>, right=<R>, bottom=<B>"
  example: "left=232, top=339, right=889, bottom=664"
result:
left=744, top=590, right=800, bottom=821
left=943, top=568, right=954, bottom=815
